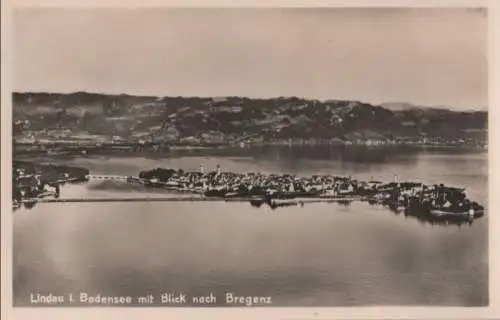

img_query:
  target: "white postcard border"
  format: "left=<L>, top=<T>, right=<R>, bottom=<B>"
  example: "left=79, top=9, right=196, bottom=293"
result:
left=2, top=0, right=498, bottom=319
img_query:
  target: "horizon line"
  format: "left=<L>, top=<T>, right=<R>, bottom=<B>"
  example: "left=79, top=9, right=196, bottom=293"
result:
left=11, top=90, right=488, bottom=112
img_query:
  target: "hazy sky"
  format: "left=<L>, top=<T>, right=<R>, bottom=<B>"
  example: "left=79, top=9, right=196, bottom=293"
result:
left=12, top=8, right=487, bottom=110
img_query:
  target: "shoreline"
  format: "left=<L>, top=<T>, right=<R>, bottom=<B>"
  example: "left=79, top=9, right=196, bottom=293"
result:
left=12, top=148, right=487, bottom=222
left=13, top=143, right=488, bottom=161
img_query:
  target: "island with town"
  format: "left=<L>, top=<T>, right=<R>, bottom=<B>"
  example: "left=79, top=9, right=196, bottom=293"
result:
left=12, top=92, right=487, bottom=225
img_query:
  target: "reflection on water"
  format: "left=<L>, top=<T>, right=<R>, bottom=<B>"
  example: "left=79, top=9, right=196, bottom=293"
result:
left=13, top=147, right=488, bottom=306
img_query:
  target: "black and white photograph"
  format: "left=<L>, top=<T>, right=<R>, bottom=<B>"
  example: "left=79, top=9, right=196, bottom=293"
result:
left=1, top=1, right=497, bottom=318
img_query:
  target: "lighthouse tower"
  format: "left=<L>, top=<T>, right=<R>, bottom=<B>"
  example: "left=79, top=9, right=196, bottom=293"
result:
left=200, top=164, right=204, bottom=174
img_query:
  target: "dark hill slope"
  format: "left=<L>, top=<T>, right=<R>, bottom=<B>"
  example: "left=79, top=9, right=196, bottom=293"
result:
left=13, top=92, right=487, bottom=142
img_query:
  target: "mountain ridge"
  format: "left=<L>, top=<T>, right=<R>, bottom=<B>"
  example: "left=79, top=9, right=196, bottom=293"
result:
left=12, top=92, right=488, bottom=145
left=13, top=91, right=486, bottom=111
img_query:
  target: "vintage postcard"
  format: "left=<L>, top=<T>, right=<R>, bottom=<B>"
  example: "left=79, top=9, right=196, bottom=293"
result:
left=1, top=0, right=499, bottom=319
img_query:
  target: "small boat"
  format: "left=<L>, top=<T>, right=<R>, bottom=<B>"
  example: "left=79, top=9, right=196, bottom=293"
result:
left=268, top=199, right=298, bottom=210
left=249, top=199, right=265, bottom=207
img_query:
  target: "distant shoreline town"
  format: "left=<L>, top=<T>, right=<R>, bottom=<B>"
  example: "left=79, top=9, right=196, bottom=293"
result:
left=13, top=136, right=487, bottom=158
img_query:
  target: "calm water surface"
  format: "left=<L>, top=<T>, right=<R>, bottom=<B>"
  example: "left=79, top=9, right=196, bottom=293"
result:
left=13, top=147, right=488, bottom=306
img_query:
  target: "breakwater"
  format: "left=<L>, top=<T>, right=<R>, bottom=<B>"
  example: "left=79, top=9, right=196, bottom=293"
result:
left=18, top=196, right=363, bottom=204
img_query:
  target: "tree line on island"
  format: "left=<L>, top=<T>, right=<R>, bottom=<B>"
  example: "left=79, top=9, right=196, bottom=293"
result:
left=12, top=161, right=89, bottom=203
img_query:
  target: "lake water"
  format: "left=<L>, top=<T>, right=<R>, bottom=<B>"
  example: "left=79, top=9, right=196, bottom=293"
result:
left=13, top=146, right=489, bottom=306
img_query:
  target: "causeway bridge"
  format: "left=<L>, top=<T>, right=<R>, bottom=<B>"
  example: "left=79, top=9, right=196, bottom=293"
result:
left=87, top=175, right=131, bottom=181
